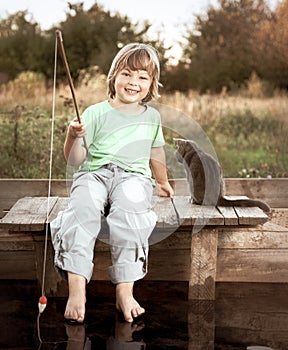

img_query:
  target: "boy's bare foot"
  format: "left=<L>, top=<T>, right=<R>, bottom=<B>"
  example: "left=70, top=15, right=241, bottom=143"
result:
left=116, top=282, right=145, bottom=322
left=64, top=272, right=86, bottom=323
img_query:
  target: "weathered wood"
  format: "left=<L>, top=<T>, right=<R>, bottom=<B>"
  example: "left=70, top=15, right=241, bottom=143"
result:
left=4, top=222, right=288, bottom=284
left=0, top=179, right=69, bottom=218
left=0, top=229, right=34, bottom=251
left=0, top=178, right=286, bottom=220
left=234, top=206, right=269, bottom=225
left=34, top=238, right=63, bottom=296
left=225, top=178, right=288, bottom=208
left=91, top=248, right=192, bottom=282
left=217, top=248, right=288, bottom=282
left=48, top=197, right=69, bottom=223
left=152, top=196, right=179, bottom=227
left=0, top=182, right=283, bottom=300
left=172, top=196, right=225, bottom=226
left=217, top=206, right=239, bottom=225
left=0, top=251, right=36, bottom=279
left=218, top=222, right=288, bottom=249
left=271, top=208, right=288, bottom=228
left=0, top=196, right=269, bottom=231
left=189, top=228, right=218, bottom=300
left=0, top=197, right=58, bottom=231
left=171, top=196, right=194, bottom=225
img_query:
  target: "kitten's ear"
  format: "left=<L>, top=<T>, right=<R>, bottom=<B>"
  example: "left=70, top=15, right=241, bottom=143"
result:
left=173, top=138, right=184, bottom=146
left=173, top=138, right=179, bottom=147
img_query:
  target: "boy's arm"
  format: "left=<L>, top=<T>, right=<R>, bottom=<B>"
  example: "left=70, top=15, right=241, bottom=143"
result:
left=64, top=117, right=87, bottom=166
left=150, top=146, right=174, bottom=197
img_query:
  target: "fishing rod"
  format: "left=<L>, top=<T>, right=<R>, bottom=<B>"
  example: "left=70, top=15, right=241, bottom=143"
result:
left=55, top=29, right=88, bottom=150
left=37, top=30, right=89, bottom=345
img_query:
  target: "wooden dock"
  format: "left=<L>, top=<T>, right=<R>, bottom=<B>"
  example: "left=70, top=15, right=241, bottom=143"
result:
left=0, top=178, right=287, bottom=300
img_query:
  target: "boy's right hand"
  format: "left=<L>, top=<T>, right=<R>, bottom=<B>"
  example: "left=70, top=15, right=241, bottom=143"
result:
left=68, top=117, right=86, bottom=139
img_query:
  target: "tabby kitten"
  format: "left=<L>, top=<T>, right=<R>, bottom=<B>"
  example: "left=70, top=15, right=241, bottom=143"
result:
left=174, top=138, right=270, bottom=212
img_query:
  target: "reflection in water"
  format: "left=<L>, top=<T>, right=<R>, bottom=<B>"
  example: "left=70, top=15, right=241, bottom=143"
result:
left=64, top=323, right=88, bottom=350
left=188, top=300, right=215, bottom=350
left=106, top=317, right=146, bottom=349
left=1, top=281, right=288, bottom=349
left=62, top=317, right=146, bottom=350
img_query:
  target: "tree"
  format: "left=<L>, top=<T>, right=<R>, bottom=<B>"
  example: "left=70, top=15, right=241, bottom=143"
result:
left=179, top=0, right=272, bottom=92
left=0, top=11, right=44, bottom=80
left=0, top=2, right=167, bottom=85
left=256, top=0, right=288, bottom=89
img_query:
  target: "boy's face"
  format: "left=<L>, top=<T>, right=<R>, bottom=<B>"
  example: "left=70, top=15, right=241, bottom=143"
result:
left=114, top=67, right=152, bottom=104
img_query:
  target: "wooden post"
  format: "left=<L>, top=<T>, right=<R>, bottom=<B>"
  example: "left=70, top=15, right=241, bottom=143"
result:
left=189, top=228, right=218, bottom=300
left=188, top=300, right=215, bottom=350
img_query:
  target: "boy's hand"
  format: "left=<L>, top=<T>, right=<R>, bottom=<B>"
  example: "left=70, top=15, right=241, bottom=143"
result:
left=156, top=181, right=174, bottom=197
left=68, top=117, right=86, bottom=139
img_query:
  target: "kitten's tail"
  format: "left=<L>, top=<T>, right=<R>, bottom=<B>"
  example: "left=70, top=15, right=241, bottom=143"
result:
left=217, top=196, right=271, bottom=212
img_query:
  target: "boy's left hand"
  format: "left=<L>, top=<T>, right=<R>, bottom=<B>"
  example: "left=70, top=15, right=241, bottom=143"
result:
left=156, top=181, right=174, bottom=197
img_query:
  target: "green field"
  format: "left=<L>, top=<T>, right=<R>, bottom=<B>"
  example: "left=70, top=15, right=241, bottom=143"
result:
left=1, top=73, right=287, bottom=179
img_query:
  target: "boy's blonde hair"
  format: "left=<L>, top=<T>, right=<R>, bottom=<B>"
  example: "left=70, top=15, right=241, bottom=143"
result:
left=107, top=43, right=161, bottom=103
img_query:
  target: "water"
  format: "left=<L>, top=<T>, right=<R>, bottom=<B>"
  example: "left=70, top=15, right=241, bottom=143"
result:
left=1, top=281, right=288, bottom=349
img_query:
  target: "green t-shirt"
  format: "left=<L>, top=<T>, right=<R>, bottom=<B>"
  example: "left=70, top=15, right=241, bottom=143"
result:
left=79, top=100, right=165, bottom=178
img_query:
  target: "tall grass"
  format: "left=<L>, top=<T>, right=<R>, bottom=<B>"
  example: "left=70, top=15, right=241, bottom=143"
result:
left=0, top=71, right=287, bottom=178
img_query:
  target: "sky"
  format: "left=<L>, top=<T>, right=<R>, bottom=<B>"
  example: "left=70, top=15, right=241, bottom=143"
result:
left=0, top=0, right=278, bottom=60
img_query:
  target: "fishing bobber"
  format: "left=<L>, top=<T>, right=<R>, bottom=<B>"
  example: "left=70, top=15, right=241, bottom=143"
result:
left=38, top=295, right=47, bottom=313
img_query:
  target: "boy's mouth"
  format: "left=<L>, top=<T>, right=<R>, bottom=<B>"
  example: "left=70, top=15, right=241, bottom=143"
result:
left=125, top=88, right=139, bottom=94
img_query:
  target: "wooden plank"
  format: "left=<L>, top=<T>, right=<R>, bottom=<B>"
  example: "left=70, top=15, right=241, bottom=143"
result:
left=0, top=197, right=58, bottom=231
left=225, top=178, right=288, bottom=208
left=48, top=197, right=69, bottom=223
left=172, top=196, right=225, bottom=227
left=95, top=228, right=192, bottom=251
left=216, top=248, right=288, bottom=282
left=152, top=196, right=179, bottom=228
left=34, top=239, right=62, bottom=296
left=170, top=196, right=192, bottom=225
left=190, top=205, right=224, bottom=227
left=1, top=195, right=267, bottom=230
left=234, top=206, right=268, bottom=225
left=0, top=230, right=34, bottom=251
left=152, top=196, right=224, bottom=228
left=218, top=223, right=288, bottom=249
left=148, top=248, right=191, bottom=280
left=0, top=178, right=287, bottom=218
left=217, top=206, right=239, bottom=225
left=0, top=251, right=36, bottom=279
left=168, top=178, right=288, bottom=208
left=91, top=248, right=192, bottom=281
left=0, top=179, right=68, bottom=198
left=189, top=228, right=218, bottom=300
left=149, top=228, right=192, bottom=250
left=0, top=179, right=69, bottom=218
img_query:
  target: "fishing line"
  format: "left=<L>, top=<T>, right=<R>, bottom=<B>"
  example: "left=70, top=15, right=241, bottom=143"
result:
left=36, top=32, right=58, bottom=345
left=36, top=29, right=88, bottom=346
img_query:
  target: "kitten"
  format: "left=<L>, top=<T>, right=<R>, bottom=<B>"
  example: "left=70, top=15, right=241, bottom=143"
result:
left=174, top=138, right=270, bottom=212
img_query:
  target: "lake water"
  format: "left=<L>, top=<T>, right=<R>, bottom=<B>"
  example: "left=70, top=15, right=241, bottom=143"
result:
left=1, top=280, right=287, bottom=349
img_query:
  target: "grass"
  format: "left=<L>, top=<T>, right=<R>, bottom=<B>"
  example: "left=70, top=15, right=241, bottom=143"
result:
left=0, top=71, right=287, bottom=179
